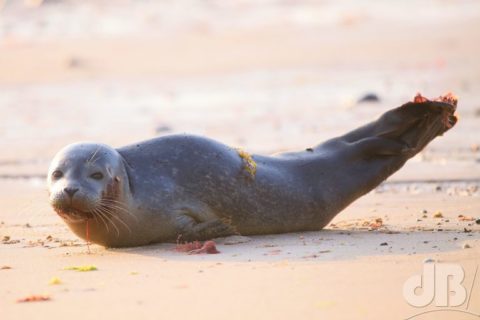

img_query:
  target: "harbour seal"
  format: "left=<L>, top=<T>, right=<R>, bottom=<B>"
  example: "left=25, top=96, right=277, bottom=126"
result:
left=47, top=94, right=458, bottom=247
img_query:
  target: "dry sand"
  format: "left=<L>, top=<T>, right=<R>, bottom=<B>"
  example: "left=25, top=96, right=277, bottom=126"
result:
left=1, top=1, right=480, bottom=319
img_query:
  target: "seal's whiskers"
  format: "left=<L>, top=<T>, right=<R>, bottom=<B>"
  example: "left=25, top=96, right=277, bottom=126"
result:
left=92, top=208, right=110, bottom=234
left=96, top=207, right=120, bottom=237
left=105, top=210, right=132, bottom=235
left=100, top=199, right=138, bottom=221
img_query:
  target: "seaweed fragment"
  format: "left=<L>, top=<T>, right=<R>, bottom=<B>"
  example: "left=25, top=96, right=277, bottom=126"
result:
left=235, top=148, right=257, bottom=178
left=64, top=265, right=97, bottom=272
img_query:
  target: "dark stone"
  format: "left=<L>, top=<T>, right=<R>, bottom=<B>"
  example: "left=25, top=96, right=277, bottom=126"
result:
left=358, top=93, right=380, bottom=103
left=155, top=124, right=173, bottom=134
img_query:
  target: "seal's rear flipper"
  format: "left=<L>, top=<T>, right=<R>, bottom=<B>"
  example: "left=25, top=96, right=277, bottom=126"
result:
left=341, top=93, right=457, bottom=142
left=379, top=98, right=457, bottom=157
left=343, top=93, right=457, bottom=159
left=330, top=93, right=459, bottom=203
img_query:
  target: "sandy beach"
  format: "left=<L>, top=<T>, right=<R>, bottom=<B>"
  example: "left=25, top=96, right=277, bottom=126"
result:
left=1, top=1, right=479, bottom=319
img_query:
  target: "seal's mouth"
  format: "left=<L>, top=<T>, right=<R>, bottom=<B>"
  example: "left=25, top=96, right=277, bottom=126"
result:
left=54, top=206, right=94, bottom=222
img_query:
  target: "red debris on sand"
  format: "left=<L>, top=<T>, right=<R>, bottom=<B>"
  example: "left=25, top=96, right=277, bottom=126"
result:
left=413, top=92, right=458, bottom=106
left=458, top=215, right=475, bottom=222
left=175, top=240, right=220, bottom=254
left=369, top=217, right=384, bottom=230
left=175, top=241, right=203, bottom=252
left=189, top=241, right=220, bottom=254
left=17, top=295, right=51, bottom=303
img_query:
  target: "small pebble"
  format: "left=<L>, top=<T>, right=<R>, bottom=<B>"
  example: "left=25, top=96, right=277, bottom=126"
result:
left=67, top=57, right=84, bottom=68
left=155, top=124, right=172, bottom=134
left=423, top=258, right=435, bottom=263
left=476, top=219, right=480, bottom=225
left=380, top=242, right=388, bottom=246
left=463, top=243, right=471, bottom=249
left=357, top=93, right=380, bottom=103
left=433, top=211, right=443, bottom=218
left=49, top=277, right=62, bottom=285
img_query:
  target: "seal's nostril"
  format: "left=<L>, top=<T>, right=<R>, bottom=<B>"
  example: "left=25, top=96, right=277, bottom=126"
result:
left=64, top=187, right=79, bottom=198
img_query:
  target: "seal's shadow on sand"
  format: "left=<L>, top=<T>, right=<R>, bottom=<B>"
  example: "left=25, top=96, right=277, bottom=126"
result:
left=108, top=229, right=474, bottom=262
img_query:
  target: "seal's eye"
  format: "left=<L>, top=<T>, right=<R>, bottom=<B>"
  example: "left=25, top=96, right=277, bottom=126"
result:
left=90, top=172, right=104, bottom=180
left=52, top=170, right=63, bottom=179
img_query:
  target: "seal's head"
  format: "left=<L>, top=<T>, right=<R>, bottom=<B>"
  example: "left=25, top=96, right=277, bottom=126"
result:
left=47, top=143, right=128, bottom=222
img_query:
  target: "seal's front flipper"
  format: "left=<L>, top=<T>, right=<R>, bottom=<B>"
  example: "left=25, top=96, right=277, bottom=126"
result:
left=176, top=215, right=238, bottom=241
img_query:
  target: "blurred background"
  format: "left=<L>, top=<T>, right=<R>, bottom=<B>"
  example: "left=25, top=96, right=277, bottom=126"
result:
left=0, top=0, right=479, bottom=180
